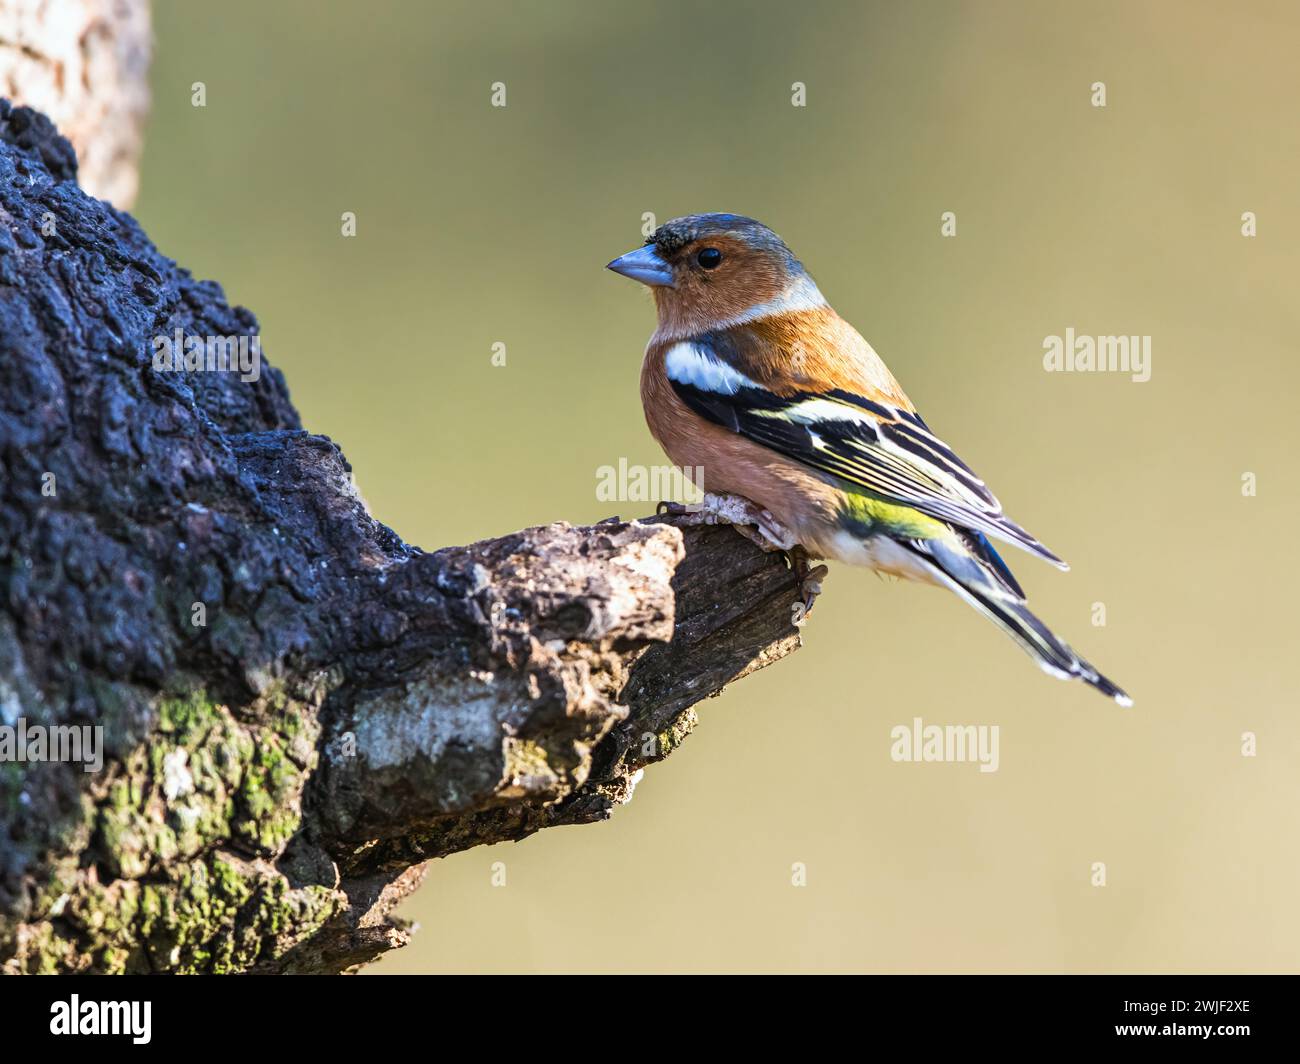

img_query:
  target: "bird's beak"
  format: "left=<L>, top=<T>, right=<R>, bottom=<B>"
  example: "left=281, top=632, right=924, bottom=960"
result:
left=606, top=244, right=674, bottom=287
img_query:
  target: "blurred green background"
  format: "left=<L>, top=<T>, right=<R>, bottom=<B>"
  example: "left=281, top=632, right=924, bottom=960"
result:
left=137, top=0, right=1299, bottom=972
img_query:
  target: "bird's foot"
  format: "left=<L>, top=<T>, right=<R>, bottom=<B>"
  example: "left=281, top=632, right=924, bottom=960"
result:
left=787, top=545, right=829, bottom=618
left=657, top=492, right=797, bottom=551
left=656, top=494, right=824, bottom=617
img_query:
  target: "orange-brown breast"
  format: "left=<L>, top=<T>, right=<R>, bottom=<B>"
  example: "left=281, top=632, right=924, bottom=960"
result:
left=640, top=337, right=851, bottom=555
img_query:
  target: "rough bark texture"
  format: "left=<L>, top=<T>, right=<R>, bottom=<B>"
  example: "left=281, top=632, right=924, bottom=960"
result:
left=0, top=0, right=151, bottom=207
left=0, top=104, right=805, bottom=974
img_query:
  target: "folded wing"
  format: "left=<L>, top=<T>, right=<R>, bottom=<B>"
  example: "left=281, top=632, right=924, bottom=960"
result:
left=665, top=340, right=1067, bottom=569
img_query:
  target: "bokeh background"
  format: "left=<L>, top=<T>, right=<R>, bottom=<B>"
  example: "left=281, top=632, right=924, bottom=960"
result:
left=135, top=0, right=1299, bottom=972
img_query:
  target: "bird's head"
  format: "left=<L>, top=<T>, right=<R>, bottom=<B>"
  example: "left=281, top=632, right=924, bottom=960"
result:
left=607, top=213, right=823, bottom=337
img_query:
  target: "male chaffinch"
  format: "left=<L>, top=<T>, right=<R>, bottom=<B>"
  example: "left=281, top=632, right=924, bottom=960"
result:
left=608, top=212, right=1129, bottom=705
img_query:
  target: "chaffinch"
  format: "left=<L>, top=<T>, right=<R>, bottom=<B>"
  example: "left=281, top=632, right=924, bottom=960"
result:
left=608, top=212, right=1129, bottom=705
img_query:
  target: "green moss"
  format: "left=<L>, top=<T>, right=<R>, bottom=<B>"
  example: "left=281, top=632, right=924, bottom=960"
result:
left=233, top=715, right=310, bottom=852
left=22, top=923, right=68, bottom=975
left=504, top=738, right=552, bottom=779
left=15, top=878, right=149, bottom=975
left=157, top=689, right=221, bottom=742
left=137, top=857, right=252, bottom=972
left=653, top=707, right=699, bottom=760
left=6, top=686, right=335, bottom=974
left=93, top=687, right=319, bottom=874
left=132, top=855, right=341, bottom=974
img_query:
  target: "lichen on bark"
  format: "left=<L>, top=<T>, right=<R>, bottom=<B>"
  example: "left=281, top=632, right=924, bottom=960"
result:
left=8, top=683, right=344, bottom=974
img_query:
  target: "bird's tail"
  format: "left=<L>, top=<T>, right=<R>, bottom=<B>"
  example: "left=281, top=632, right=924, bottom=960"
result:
left=959, top=584, right=1131, bottom=705
left=904, top=534, right=1131, bottom=706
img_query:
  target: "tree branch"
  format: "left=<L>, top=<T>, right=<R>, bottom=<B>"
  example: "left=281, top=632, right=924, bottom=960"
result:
left=0, top=103, right=804, bottom=974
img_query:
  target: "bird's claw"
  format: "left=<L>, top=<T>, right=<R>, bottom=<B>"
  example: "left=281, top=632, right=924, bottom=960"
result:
left=787, top=546, right=829, bottom=618
left=659, top=494, right=825, bottom=616
left=656, top=492, right=794, bottom=551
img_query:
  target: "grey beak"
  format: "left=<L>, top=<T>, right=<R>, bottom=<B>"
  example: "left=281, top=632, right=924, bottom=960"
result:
left=606, top=243, right=674, bottom=287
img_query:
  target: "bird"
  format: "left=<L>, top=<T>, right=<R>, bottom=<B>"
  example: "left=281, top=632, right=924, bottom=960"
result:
left=606, top=212, right=1130, bottom=705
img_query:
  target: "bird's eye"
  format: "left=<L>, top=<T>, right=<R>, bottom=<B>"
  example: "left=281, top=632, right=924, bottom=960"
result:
left=696, top=247, right=723, bottom=269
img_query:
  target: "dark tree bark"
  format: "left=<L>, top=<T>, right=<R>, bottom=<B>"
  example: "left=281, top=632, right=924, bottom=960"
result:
left=0, top=103, right=805, bottom=974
